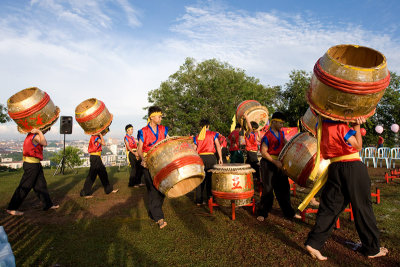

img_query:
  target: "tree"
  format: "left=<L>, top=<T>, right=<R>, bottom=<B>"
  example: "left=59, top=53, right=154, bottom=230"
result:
left=276, top=70, right=311, bottom=127
left=51, top=146, right=83, bottom=168
left=147, top=58, right=280, bottom=137
left=0, top=104, right=11, bottom=123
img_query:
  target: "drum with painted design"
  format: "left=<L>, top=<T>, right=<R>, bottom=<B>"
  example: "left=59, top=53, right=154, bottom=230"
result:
left=146, top=136, right=205, bottom=198
left=300, top=107, right=318, bottom=136
left=210, top=163, right=255, bottom=206
left=236, top=100, right=269, bottom=131
left=7, top=87, right=60, bottom=133
left=278, top=132, right=330, bottom=188
left=75, top=98, right=113, bottom=135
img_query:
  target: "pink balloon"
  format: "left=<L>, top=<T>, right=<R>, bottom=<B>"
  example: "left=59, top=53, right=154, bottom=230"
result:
left=360, top=128, right=366, bottom=136
left=391, top=124, right=399, bottom=133
left=375, top=125, right=384, bottom=134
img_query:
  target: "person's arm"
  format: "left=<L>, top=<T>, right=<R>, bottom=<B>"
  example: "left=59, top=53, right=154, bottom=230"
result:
left=137, top=139, right=147, bottom=167
left=243, top=114, right=252, bottom=137
left=31, top=129, right=47, bottom=146
left=260, top=142, right=282, bottom=169
left=215, top=138, right=223, bottom=165
left=98, top=133, right=106, bottom=146
left=347, top=117, right=365, bottom=151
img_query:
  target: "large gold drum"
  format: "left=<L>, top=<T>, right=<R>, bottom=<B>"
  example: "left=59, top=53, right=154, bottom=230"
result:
left=75, top=98, right=113, bottom=135
left=300, top=107, right=318, bottom=136
left=210, top=163, right=255, bottom=206
left=278, top=132, right=330, bottom=188
left=236, top=100, right=269, bottom=131
left=146, top=136, right=205, bottom=198
left=7, top=87, right=60, bottom=133
left=307, top=44, right=390, bottom=122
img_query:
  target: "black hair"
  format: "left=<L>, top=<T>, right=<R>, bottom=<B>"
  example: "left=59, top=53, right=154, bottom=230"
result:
left=125, top=124, right=133, bottom=132
left=200, top=118, right=210, bottom=128
left=271, top=111, right=285, bottom=121
left=235, top=123, right=241, bottom=129
left=250, top=121, right=259, bottom=130
left=148, top=106, right=162, bottom=117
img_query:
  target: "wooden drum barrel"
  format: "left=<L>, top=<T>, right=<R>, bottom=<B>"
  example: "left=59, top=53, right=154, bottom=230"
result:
left=307, top=44, right=390, bottom=122
left=210, top=163, right=255, bottom=206
left=278, top=132, right=330, bottom=188
left=300, top=107, right=318, bottom=136
left=75, top=98, right=113, bottom=135
left=7, top=87, right=60, bottom=133
left=146, top=136, right=205, bottom=198
left=236, top=100, right=269, bottom=131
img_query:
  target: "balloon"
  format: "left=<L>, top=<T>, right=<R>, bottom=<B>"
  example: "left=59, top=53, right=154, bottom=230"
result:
left=360, top=128, right=366, bottom=136
left=391, top=124, right=399, bottom=133
left=375, top=125, right=384, bottom=134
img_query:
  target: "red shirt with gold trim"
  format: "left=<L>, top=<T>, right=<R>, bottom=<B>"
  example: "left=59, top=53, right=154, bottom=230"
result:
left=260, top=129, right=285, bottom=156
left=138, top=124, right=168, bottom=153
left=194, top=131, right=219, bottom=154
left=23, top=133, right=43, bottom=161
left=88, top=135, right=102, bottom=153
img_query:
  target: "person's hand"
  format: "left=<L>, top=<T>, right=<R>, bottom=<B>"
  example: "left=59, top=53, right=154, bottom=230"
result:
left=273, top=159, right=283, bottom=169
left=99, top=133, right=103, bottom=137
left=141, top=160, right=147, bottom=168
left=355, top=117, right=366, bottom=125
left=218, top=158, right=223, bottom=165
left=30, top=128, right=41, bottom=134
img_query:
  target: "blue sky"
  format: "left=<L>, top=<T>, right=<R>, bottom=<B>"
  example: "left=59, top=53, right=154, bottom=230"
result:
left=1, top=0, right=399, bottom=141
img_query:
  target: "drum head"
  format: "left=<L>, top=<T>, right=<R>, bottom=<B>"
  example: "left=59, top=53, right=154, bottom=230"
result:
left=210, top=163, right=254, bottom=174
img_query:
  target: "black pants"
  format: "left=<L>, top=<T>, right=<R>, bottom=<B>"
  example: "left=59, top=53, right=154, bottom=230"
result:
left=196, top=154, right=217, bottom=204
left=142, top=167, right=165, bottom=221
left=128, top=152, right=143, bottom=186
left=8, top=162, right=54, bottom=210
left=246, top=151, right=260, bottom=181
left=305, top=161, right=380, bottom=256
left=80, top=155, right=113, bottom=196
left=257, top=158, right=295, bottom=218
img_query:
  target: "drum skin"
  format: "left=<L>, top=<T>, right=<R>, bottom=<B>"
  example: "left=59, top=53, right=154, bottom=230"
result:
left=307, top=44, right=389, bottom=122
left=236, top=100, right=269, bottom=132
left=75, top=98, right=113, bottom=135
left=210, top=163, right=255, bottom=206
left=146, top=136, right=205, bottom=198
left=278, top=132, right=330, bottom=188
left=7, top=87, right=60, bottom=133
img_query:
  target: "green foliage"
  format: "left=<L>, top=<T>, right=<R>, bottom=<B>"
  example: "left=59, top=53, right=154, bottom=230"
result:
left=277, top=70, right=311, bottom=127
left=147, top=58, right=280, bottom=137
left=51, top=146, right=83, bottom=167
left=0, top=104, right=11, bottom=124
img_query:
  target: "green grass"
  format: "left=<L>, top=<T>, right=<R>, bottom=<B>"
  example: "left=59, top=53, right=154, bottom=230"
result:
left=0, top=166, right=399, bottom=266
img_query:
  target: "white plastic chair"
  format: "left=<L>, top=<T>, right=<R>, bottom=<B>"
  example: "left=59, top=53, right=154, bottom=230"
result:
left=359, top=147, right=365, bottom=162
left=375, top=147, right=390, bottom=168
left=390, top=147, right=400, bottom=168
left=363, top=147, right=376, bottom=167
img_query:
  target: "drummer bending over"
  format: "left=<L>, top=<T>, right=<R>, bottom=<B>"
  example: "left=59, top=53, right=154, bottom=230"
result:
left=80, top=132, right=118, bottom=198
left=7, top=128, right=59, bottom=215
left=257, top=112, right=300, bottom=221
left=243, top=114, right=261, bottom=182
left=305, top=117, right=388, bottom=260
left=137, top=106, right=169, bottom=229
left=193, top=119, right=223, bottom=205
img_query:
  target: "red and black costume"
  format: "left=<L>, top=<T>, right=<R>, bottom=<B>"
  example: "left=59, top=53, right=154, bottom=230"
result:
left=80, top=135, right=114, bottom=196
left=228, top=129, right=244, bottom=163
left=8, top=133, right=54, bottom=211
left=137, top=124, right=168, bottom=222
left=257, top=129, right=296, bottom=219
left=193, top=131, right=219, bottom=204
left=245, top=131, right=260, bottom=181
left=125, top=134, right=142, bottom=187
left=305, top=120, right=380, bottom=256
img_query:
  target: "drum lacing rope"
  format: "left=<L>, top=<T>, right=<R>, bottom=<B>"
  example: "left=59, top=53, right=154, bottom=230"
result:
left=76, top=101, right=105, bottom=123
left=314, top=58, right=390, bottom=95
left=8, top=93, right=50, bottom=119
left=212, top=190, right=254, bottom=200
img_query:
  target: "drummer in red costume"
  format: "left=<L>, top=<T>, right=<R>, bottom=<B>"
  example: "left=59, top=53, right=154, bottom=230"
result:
left=257, top=112, right=300, bottom=221
left=193, top=119, right=223, bottom=205
left=243, top=114, right=260, bottom=182
left=80, top=132, right=118, bottom=198
left=305, top=117, right=388, bottom=260
left=124, top=124, right=143, bottom=187
left=137, top=106, right=169, bottom=229
left=7, top=128, right=59, bottom=215
left=228, top=124, right=244, bottom=163
left=216, top=134, right=229, bottom=164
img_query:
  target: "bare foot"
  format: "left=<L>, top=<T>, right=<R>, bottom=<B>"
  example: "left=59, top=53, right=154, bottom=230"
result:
left=84, top=195, right=94, bottom=199
left=6, top=210, right=24, bottom=216
left=157, top=219, right=167, bottom=229
left=294, top=213, right=302, bottom=219
left=368, top=247, right=388, bottom=258
left=257, top=216, right=265, bottom=222
left=306, top=245, right=327, bottom=260
left=50, top=205, right=60, bottom=210
left=111, top=189, right=119, bottom=193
